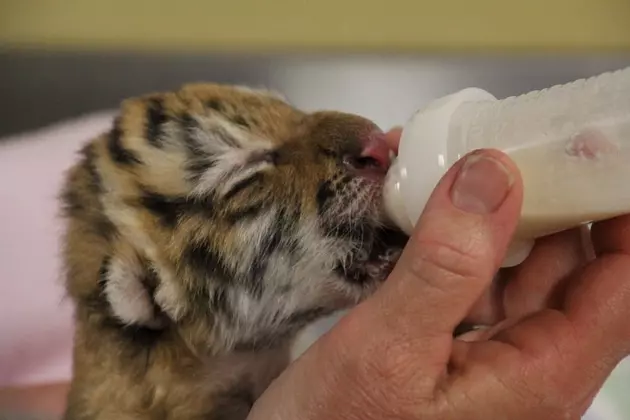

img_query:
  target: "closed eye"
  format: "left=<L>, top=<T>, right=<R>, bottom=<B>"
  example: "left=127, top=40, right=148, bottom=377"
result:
left=223, top=171, right=264, bottom=200
left=248, top=150, right=279, bottom=166
left=317, top=146, right=338, bottom=158
left=344, top=155, right=380, bottom=170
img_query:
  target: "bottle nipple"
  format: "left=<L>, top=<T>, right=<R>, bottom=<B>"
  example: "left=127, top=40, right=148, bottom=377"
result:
left=382, top=158, right=414, bottom=234
left=502, top=239, right=535, bottom=267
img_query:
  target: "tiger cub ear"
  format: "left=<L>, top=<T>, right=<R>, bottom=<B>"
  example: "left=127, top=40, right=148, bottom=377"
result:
left=101, top=243, right=166, bottom=329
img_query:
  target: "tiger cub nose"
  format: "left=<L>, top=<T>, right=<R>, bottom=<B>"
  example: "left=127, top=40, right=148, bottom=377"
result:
left=343, top=131, right=392, bottom=176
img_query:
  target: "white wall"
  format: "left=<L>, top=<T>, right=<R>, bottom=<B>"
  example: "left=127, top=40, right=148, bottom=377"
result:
left=268, top=55, right=630, bottom=131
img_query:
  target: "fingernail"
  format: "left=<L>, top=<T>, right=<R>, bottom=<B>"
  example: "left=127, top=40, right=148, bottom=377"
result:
left=451, top=152, right=513, bottom=214
left=456, top=325, right=491, bottom=342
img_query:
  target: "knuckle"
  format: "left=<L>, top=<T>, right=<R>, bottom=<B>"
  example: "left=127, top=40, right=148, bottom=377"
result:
left=358, top=339, right=414, bottom=386
left=490, top=369, right=552, bottom=411
left=353, top=339, right=431, bottom=413
left=407, top=239, right=488, bottom=294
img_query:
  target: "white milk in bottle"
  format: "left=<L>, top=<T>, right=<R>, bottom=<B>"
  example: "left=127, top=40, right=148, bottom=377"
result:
left=383, top=66, right=630, bottom=267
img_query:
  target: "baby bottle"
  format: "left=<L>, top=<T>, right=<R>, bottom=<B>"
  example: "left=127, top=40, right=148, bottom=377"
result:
left=383, top=66, right=630, bottom=267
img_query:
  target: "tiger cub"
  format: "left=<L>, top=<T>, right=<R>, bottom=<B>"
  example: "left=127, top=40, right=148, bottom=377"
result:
left=59, top=83, right=408, bottom=419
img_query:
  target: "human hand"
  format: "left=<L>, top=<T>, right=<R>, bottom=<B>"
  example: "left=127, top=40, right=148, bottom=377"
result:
left=247, top=129, right=630, bottom=420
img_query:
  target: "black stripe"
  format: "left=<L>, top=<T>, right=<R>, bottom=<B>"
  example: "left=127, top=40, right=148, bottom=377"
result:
left=146, top=99, right=167, bottom=147
left=139, top=265, right=168, bottom=328
left=225, top=204, right=265, bottom=224
left=138, top=188, right=217, bottom=223
left=244, top=208, right=300, bottom=296
left=180, top=111, right=227, bottom=185
left=187, top=195, right=215, bottom=219
left=182, top=243, right=239, bottom=324
left=281, top=206, right=303, bottom=261
left=80, top=143, right=103, bottom=193
left=275, top=206, right=299, bottom=238
left=265, top=150, right=280, bottom=166
left=141, top=264, right=159, bottom=297
left=91, top=256, right=164, bottom=349
left=247, top=149, right=279, bottom=166
left=334, top=263, right=370, bottom=285
left=107, top=118, right=141, bottom=165
left=232, top=115, right=250, bottom=129
left=223, top=172, right=263, bottom=200
left=285, top=204, right=302, bottom=227
left=93, top=216, right=117, bottom=240
left=316, top=180, right=335, bottom=215
left=247, top=218, right=283, bottom=297
left=183, top=241, right=233, bottom=284
left=206, top=381, right=254, bottom=420
left=212, top=126, right=239, bottom=148
left=327, top=222, right=368, bottom=243
left=317, top=145, right=338, bottom=158
left=98, top=256, right=111, bottom=290
left=186, top=158, right=216, bottom=183
left=287, top=307, right=329, bottom=326
left=179, top=113, right=209, bottom=169
left=180, top=112, right=199, bottom=143
left=60, top=189, right=84, bottom=217
left=80, top=256, right=114, bottom=317
left=285, top=238, right=303, bottom=264
left=209, top=286, right=235, bottom=323
left=139, top=190, right=187, bottom=227
left=206, top=99, right=225, bottom=112
left=110, top=319, right=164, bottom=349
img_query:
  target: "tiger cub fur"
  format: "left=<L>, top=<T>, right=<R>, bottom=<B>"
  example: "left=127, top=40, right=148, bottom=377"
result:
left=59, top=83, right=408, bottom=419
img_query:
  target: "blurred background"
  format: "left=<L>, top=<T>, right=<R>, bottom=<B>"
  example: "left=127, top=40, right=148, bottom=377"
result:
left=1, top=0, right=630, bottom=418
left=2, top=0, right=630, bottom=136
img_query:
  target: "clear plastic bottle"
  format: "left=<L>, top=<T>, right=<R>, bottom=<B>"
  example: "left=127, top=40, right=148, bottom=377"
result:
left=383, top=66, right=630, bottom=267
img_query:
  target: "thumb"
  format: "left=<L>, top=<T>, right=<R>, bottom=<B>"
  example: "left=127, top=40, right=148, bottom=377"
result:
left=373, top=149, right=523, bottom=342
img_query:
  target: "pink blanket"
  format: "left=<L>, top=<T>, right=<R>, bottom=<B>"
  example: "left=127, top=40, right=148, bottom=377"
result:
left=0, top=111, right=115, bottom=387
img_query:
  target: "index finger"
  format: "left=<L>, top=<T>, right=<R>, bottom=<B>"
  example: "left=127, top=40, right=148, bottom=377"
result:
left=591, top=214, right=630, bottom=255
left=488, top=235, right=630, bottom=405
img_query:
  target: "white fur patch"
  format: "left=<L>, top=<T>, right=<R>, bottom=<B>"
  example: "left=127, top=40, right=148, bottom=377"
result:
left=100, top=178, right=187, bottom=322
left=208, top=216, right=356, bottom=349
left=154, top=274, right=187, bottom=321
left=104, top=255, right=157, bottom=327
left=188, top=115, right=274, bottom=198
left=233, top=208, right=277, bottom=272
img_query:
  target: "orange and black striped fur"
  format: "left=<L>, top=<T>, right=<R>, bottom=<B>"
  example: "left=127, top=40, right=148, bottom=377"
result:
left=59, top=83, right=408, bottom=419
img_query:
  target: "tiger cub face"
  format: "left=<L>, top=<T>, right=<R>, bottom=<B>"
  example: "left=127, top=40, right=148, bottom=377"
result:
left=62, top=83, right=408, bottom=353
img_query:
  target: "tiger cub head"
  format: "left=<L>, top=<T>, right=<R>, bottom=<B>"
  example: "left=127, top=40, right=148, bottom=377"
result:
left=61, top=83, right=408, bottom=353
